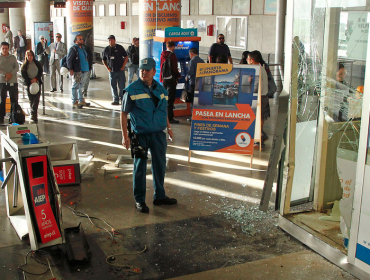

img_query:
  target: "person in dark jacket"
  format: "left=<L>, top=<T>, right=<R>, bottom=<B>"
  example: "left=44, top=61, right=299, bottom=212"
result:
left=160, top=40, right=181, bottom=124
left=127, top=37, right=140, bottom=84
left=36, top=35, right=50, bottom=74
left=66, top=35, right=92, bottom=108
left=13, top=30, right=27, bottom=61
left=21, top=50, right=43, bottom=123
left=185, top=48, right=204, bottom=115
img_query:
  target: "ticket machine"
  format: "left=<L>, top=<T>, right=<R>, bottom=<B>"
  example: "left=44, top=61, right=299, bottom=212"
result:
left=152, top=27, right=201, bottom=116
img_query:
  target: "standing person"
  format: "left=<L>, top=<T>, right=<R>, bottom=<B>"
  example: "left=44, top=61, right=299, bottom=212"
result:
left=208, top=34, right=233, bottom=64
left=0, top=42, right=19, bottom=124
left=240, top=51, right=250, bottom=64
left=102, top=35, right=128, bottom=105
left=120, top=58, right=176, bottom=213
left=13, top=30, right=27, bottom=62
left=127, top=37, right=140, bottom=84
left=82, top=42, right=93, bottom=97
left=247, top=51, right=269, bottom=150
left=4, top=26, right=13, bottom=52
left=66, top=35, right=91, bottom=108
left=185, top=47, right=204, bottom=120
left=21, top=50, right=43, bottom=123
left=48, top=33, right=67, bottom=92
left=36, top=35, right=50, bottom=74
left=160, top=40, right=181, bottom=124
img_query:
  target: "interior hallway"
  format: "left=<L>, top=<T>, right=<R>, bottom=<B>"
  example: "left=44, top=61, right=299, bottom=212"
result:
left=0, top=64, right=358, bottom=279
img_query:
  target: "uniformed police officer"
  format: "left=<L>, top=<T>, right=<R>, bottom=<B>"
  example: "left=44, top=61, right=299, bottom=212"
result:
left=102, top=35, right=128, bottom=105
left=120, top=58, right=177, bottom=213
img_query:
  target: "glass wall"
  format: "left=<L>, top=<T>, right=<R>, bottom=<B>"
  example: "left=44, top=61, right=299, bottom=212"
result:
left=286, top=0, right=368, bottom=254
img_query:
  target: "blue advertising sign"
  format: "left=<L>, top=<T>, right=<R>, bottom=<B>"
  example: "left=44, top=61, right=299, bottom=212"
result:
left=164, top=27, right=198, bottom=37
left=190, top=64, right=261, bottom=155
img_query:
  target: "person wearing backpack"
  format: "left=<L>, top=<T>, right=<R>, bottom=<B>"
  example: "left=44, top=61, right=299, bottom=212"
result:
left=48, top=33, right=67, bottom=92
left=160, top=40, right=181, bottom=124
left=127, top=37, right=140, bottom=84
left=67, top=35, right=92, bottom=108
left=0, top=41, right=19, bottom=124
left=21, top=50, right=43, bottom=123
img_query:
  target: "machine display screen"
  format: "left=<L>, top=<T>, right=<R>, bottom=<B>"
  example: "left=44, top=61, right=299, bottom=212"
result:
left=32, top=162, right=44, bottom=179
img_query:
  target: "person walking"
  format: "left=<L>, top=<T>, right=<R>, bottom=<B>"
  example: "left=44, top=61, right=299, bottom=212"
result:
left=48, top=33, right=67, bottom=92
left=36, top=35, right=50, bottom=74
left=185, top=47, right=204, bottom=120
left=4, top=26, right=13, bottom=53
left=102, top=35, right=128, bottom=105
left=13, top=30, right=27, bottom=61
left=21, top=50, right=43, bottom=123
left=208, top=34, right=233, bottom=64
left=247, top=51, right=269, bottom=150
left=0, top=42, right=19, bottom=124
left=160, top=40, right=181, bottom=124
left=127, top=37, right=140, bottom=84
left=120, top=58, right=177, bottom=213
left=66, top=35, right=91, bottom=108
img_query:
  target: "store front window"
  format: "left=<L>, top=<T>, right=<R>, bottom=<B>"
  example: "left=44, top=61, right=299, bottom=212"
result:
left=283, top=0, right=368, bottom=255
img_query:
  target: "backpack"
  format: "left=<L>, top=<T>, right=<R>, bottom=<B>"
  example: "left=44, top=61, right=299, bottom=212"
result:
left=265, top=64, right=277, bottom=98
left=161, top=52, right=174, bottom=82
left=60, top=55, right=68, bottom=69
left=9, top=103, right=25, bottom=124
left=60, top=46, right=78, bottom=69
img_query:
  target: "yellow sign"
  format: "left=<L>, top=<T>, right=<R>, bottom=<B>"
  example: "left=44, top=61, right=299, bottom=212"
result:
left=196, top=63, right=233, bottom=77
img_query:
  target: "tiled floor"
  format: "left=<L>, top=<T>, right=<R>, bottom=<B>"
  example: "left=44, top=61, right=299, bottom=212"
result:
left=0, top=64, right=358, bottom=279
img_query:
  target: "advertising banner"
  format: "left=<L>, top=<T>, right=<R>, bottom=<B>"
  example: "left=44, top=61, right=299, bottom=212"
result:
left=53, top=165, right=77, bottom=185
left=34, top=22, right=53, bottom=51
left=26, top=155, right=61, bottom=244
left=140, top=0, right=181, bottom=41
left=189, top=64, right=260, bottom=155
left=66, top=0, right=93, bottom=50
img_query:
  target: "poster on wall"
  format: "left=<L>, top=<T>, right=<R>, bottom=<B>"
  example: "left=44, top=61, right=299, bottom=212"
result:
left=34, top=22, right=53, bottom=52
left=139, top=0, right=181, bottom=41
left=66, top=0, right=93, bottom=50
left=340, top=12, right=369, bottom=60
left=264, top=0, right=277, bottom=14
left=189, top=64, right=260, bottom=155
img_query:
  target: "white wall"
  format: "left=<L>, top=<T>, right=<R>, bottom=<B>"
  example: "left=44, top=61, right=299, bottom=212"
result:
left=54, top=0, right=277, bottom=61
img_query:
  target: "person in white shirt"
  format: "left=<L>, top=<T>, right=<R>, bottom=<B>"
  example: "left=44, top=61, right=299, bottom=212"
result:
left=48, top=33, right=67, bottom=92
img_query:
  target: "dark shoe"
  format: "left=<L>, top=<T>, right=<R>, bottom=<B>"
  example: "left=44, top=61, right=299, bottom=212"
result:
left=254, top=142, right=265, bottom=150
left=135, top=202, right=149, bottom=213
left=60, top=88, right=63, bottom=92
left=169, top=118, right=179, bottom=124
left=187, top=118, right=192, bottom=122
left=111, top=101, right=120, bottom=105
left=50, top=88, right=57, bottom=92
left=153, top=196, right=177, bottom=205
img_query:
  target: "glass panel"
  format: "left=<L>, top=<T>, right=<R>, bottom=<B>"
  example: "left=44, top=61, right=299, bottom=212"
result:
left=288, top=0, right=368, bottom=253
left=217, top=17, right=247, bottom=49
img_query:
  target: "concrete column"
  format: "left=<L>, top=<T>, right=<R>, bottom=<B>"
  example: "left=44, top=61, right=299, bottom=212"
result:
left=9, top=8, right=26, bottom=35
left=0, top=8, right=10, bottom=27
left=274, top=0, right=287, bottom=91
left=30, top=0, right=51, bottom=50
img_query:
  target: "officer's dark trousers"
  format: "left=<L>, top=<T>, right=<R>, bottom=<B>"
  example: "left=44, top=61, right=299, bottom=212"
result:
left=163, top=82, right=176, bottom=120
left=133, top=131, right=167, bottom=203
